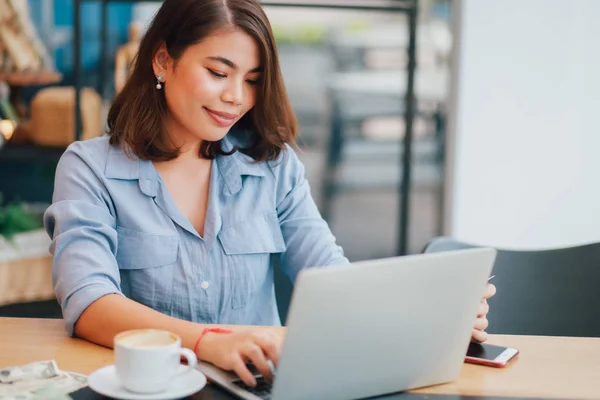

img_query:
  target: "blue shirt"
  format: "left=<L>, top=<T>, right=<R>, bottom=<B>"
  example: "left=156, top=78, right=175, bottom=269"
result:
left=44, top=134, right=348, bottom=336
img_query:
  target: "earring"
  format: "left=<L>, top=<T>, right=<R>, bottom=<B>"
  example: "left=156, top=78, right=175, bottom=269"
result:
left=156, top=74, right=164, bottom=90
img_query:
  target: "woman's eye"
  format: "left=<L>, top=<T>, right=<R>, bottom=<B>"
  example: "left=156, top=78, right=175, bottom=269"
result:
left=208, top=69, right=226, bottom=79
left=246, top=79, right=258, bottom=86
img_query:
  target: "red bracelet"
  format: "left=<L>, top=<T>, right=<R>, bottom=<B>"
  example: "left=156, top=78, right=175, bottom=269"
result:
left=193, top=328, right=233, bottom=354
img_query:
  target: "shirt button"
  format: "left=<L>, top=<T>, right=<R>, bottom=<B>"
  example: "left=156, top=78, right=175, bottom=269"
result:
left=201, top=281, right=209, bottom=290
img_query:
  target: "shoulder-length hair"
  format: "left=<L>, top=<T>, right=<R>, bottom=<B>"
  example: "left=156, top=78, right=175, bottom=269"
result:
left=107, top=0, right=297, bottom=162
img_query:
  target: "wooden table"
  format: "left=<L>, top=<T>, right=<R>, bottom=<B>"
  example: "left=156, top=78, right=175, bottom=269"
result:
left=1, top=318, right=599, bottom=399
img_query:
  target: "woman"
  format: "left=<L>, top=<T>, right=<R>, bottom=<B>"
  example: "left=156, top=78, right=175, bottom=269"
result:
left=44, top=0, right=495, bottom=387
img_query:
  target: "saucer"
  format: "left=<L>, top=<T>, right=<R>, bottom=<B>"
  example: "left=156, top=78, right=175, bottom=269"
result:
left=88, top=365, right=207, bottom=400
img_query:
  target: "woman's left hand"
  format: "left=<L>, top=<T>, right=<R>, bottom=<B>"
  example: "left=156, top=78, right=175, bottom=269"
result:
left=471, top=283, right=497, bottom=343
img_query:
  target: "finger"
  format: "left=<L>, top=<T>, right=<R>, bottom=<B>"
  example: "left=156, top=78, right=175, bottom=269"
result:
left=243, top=343, right=274, bottom=382
left=255, top=334, right=283, bottom=367
left=231, top=354, right=257, bottom=387
left=477, top=301, right=490, bottom=317
left=483, top=283, right=497, bottom=299
left=471, top=328, right=488, bottom=343
left=473, top=316, right=489, bottom=331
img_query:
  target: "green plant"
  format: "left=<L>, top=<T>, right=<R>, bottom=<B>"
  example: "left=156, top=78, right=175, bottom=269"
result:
left=272, top=24, right=328, bottom=45
left=0, top=196, right=42, bottom=241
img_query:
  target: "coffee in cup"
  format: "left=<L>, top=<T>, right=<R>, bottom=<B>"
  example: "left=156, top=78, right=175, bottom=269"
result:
left=114, top=329, right=198, bottom=394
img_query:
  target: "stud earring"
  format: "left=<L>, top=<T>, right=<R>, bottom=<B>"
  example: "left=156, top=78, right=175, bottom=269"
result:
left=156, top=74, right=164, bottom=90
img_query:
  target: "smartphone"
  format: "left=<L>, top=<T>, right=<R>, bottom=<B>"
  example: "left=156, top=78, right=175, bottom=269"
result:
left=465, top=342, right=519, bottom=367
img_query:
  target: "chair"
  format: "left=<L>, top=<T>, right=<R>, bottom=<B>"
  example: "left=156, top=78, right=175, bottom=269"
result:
left=423, top=236, right=600, bottom=337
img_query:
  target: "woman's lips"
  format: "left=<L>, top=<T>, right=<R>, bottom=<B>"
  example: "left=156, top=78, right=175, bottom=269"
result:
left=204, top=107, right=238, bottom=127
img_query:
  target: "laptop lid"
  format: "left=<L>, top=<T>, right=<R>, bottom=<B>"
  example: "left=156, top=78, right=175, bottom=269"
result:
left=271, top=248, right=496, bottom=400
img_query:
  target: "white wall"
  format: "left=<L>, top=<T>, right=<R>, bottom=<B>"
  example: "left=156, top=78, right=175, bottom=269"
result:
left=446, top=0, right=600, bottom=249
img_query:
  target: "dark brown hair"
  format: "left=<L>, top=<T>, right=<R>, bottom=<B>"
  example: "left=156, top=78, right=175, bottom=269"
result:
left=107, top=0, right=297, bottom=161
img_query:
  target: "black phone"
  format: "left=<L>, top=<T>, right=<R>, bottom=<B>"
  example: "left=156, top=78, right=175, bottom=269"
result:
left=465, top=342, right=519, bottom=367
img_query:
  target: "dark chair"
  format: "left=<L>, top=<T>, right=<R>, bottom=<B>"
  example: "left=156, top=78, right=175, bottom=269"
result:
left=423, top=236, right=600, bottom=337
left=0, top=299, right=62, bottom=318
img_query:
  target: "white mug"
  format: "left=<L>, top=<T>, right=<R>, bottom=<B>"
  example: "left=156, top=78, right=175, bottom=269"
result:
left=114, top=329, right=198, bottom=394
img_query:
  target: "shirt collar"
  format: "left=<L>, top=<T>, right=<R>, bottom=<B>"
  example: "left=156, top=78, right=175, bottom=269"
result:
left=217, top=135, right=266, bottom=196
left=105, top=143, right=158, bottom=197
left=104, top=134, right=265, bottom=197
left=104, top=142, right=139, bottom=180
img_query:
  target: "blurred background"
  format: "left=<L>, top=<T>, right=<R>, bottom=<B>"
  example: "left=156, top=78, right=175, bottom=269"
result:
left=1, top=0, right=599, bottom=320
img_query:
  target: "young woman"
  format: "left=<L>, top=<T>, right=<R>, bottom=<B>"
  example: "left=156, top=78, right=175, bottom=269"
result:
left=44, top=0, right=495, bottom=387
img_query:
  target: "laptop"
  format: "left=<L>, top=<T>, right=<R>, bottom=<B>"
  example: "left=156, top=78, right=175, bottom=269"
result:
left=197, top=248, right=496, bottom=400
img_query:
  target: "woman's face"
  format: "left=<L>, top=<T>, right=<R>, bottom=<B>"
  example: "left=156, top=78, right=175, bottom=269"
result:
left=155, top=28, right=262, bottom=147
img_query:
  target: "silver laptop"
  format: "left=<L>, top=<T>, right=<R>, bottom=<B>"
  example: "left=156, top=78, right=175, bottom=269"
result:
left=197, top=248, right=496, bottom=400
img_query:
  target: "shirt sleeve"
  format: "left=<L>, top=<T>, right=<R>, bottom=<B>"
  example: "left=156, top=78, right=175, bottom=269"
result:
left=274, top=145, right=349, bottom=282
left=43, top=144, right=124, bottom=336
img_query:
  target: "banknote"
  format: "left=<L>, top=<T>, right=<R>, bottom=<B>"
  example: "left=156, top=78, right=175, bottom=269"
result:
left=0, top=361, right=87, bottom=400
left=0, top=361, right=60, bottom=384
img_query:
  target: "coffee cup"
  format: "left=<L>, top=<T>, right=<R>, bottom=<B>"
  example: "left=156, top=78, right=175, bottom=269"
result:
left=114, top=329, right=198, bottom=394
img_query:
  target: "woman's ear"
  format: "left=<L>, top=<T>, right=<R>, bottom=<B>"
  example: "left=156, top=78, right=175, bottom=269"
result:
left=152, top=44, right=171, bottom=80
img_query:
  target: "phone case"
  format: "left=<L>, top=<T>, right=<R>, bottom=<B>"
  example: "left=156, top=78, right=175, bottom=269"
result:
left=464, top=348, right=519, bottom=368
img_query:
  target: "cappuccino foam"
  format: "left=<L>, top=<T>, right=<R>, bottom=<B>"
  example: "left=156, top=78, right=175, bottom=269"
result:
left=116, top=330, right=177, bottom=348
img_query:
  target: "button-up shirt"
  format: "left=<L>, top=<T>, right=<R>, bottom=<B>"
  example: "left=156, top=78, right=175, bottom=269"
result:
left=44, top=134, right=348, bottom=336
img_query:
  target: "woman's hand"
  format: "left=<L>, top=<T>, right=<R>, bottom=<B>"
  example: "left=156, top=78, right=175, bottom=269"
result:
left=471, top=283, right=497, bottom=342
left=196, top=329, right=284, bottom=387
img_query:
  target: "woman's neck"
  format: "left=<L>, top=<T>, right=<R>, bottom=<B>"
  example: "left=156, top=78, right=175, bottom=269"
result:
left=164, top=115, right=205, bottom=161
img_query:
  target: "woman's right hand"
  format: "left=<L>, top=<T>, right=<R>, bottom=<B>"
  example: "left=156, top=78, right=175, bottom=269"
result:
left=196, top=329, right=284, bottom=387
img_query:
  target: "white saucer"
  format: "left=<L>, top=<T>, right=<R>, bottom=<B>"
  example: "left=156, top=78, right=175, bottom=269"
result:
left=88, top=365, right=207, bottom=400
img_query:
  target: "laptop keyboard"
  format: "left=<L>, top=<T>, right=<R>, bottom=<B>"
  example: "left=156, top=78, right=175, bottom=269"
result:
left=232, top=376, right=273, bottom=400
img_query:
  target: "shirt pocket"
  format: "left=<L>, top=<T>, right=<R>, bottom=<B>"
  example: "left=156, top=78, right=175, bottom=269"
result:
left=115, top=226, right=179, bottom=313
left=218, top=212, right=286, bottom=309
